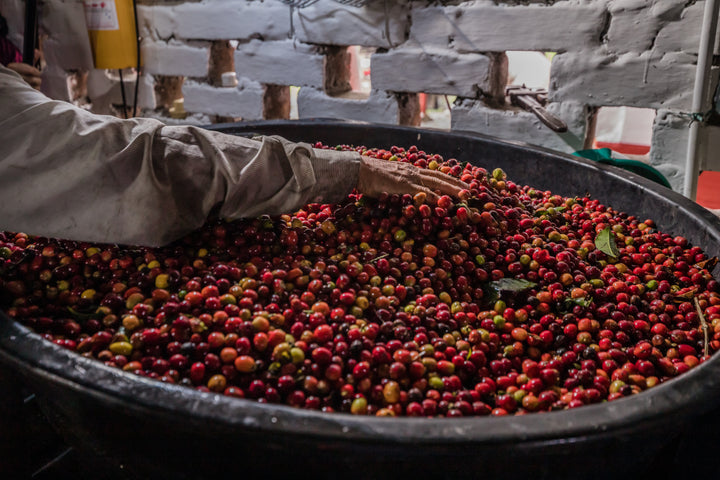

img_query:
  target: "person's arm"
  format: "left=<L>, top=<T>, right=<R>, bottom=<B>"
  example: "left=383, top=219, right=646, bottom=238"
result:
left=0, top=64, right=466, bottom=247
left=0, top=64, right=365, bottom=246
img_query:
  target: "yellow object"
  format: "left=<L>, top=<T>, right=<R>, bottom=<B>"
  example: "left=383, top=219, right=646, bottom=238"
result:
left=84, top=0, right=139, bottom=70
left=169, top=98, right=187, bottom=119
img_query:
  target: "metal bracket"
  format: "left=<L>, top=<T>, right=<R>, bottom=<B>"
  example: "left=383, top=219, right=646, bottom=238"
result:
left=506, top=85, right=568, bottom=133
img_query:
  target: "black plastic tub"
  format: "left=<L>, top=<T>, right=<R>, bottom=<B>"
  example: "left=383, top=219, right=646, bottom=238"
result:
left=2, top=119, right=720, bottom=480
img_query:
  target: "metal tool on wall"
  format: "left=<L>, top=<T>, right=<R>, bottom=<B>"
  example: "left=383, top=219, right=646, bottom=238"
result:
left=506, top=85, right=568, bottom=133
left=333, top=0, right=371, bottom=6
left=279, top=0, right=370, bottom=6
left=278, top=0, right=320, bottom=7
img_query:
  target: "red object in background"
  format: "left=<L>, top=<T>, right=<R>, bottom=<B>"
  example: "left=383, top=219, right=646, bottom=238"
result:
left=592, top=138, right=718, bottom=212
left=698, top=171, right=720, bottom=210
left=0, top=14, right=23, bottom=66
left=594, top=141, right=650, bottom=156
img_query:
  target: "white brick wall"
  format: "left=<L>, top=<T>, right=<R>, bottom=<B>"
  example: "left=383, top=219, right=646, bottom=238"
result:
left=654, top=1, right=720, bottom=55
left=371, top=46, right=495, bottom=98
left=234, top=39, right=325, bottom=87
left=5, top=0, right=719, bottom=193
left=142, top=40, right=210, bottom=78
left=549, top=50, right=699, bottom=111
left=183, top=79, right=264, bottom=118
left=293, top=0, right=409, bottom=47
left=452, top=100, right=589, bottom=154
left=297, top=88, right=399, bottom=124
left=410, top=1, right=608, bottom=53
left=650, top=110, right=695, bottom=192
left=651, top=111, right=720, bottom=191
left=173, top=1, right=291, bottom=41
left=137, top=1, right=291, bottom=41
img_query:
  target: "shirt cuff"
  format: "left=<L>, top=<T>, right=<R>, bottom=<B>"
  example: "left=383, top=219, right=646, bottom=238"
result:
left=307, top=148, right=362, bottom=204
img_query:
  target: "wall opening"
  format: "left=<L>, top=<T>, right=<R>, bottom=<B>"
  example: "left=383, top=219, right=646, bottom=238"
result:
left=153, top=75, right=185, bottom=117
left=290, top=86, right=300, bottom=120
left=324, top=45, right=373, bottom=100
left=590, top=106, right=656, bottom=160
left=397, top=92, right=420, bottom=127
left=505, top=51, right=553, bottom=90
left=352, top=46, right=373, bottom=95
left=418, top=94, right=454, bottom=130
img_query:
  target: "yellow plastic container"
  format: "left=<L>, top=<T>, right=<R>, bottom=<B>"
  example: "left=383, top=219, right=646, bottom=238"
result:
left=84, top=0, right=139, bottom=70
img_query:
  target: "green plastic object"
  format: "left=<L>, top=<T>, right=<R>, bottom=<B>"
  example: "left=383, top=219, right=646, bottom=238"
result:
left=573, top=148, right=671, bottom=189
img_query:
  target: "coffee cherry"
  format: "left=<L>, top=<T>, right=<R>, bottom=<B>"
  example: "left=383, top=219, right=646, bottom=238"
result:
left=2, top=143, right=718, bottom=417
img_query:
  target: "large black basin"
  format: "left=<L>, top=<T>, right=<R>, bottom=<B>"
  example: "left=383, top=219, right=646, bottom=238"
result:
left=2, top=119, right=719, bottom=480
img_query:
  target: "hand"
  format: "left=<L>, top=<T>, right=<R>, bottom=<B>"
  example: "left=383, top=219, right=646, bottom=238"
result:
left=357, top=155, right=468, bottom=202
left=7, top=61, right=42, bottom=90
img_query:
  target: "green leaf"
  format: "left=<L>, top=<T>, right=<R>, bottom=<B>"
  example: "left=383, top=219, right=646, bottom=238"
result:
left=563, top=296, right=594, bottom=311
left=573, top=296, right=593, bottom=308
left=489, top=278, right=537, bottom=292
left=67, top=306, right=102, bottom=322
left=485, top=278, right=537, bottom=304
left=595, top=227, right=620, bottom=258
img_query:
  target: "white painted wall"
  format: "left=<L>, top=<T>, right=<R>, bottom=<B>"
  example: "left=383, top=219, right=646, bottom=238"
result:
left=2, top=0, right=718, bottom=192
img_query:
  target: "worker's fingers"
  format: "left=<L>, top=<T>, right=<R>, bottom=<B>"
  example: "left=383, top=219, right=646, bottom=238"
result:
left=419, top=171, right=469, bottom=197
left=357, top=155, right=469, bottom=204
left=415, top=185, right=440, bottom=203
left=421, top=168, right=469, bottom=189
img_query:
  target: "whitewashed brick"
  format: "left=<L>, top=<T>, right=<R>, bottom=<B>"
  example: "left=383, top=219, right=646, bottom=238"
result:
left=410, top=1, right=607, bottom=53
left=606, top=1, right=662, bottom=54
left=138, top=1, right=290, bottom=41
left=549, top=50, right=698, bottom=110
left=296, top=88, right=399, bottom=124
left=174, top=1, right=291, bottom=40
left=234, top=39, right=324, bottom=87
left=136, top=5, right=177, bottom=41
left=649, top=109, right=719, bottom=191
left=451, top=100, right=589, bottom=154
left=141, top=40, right=210, bottom=77
left=293, top=0, right=408, bottom=47
left=182, top=79, right=264, bottom=119
left=370, top=47, right=492, bottom=97
left=649, top=109, right=692, bottom=191
left=654, top=2, right=717, bottom=55
left=606, top=1, right=714, bottom=55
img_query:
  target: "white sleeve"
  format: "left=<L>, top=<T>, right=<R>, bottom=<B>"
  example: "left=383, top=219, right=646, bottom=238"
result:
left=0, top=65, right=360, bottom=246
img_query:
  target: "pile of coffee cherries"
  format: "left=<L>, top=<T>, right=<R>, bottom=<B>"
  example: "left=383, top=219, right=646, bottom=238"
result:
left=1, top=143, right=719, bottom=417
